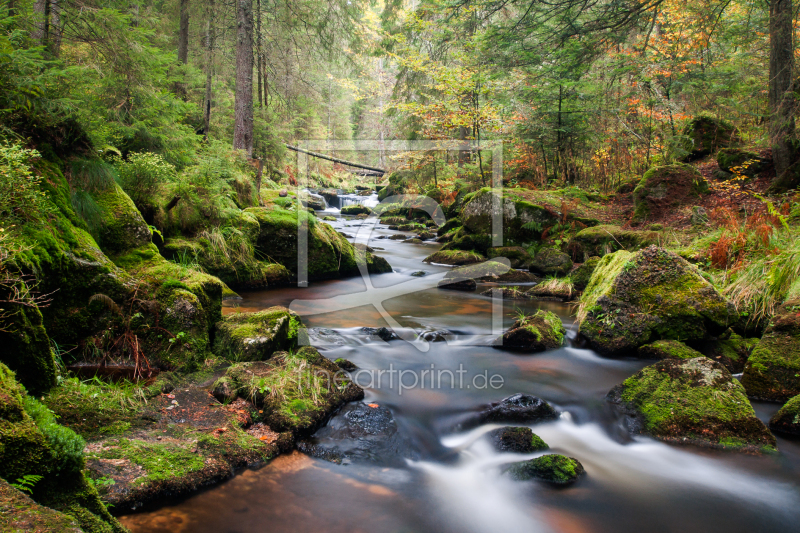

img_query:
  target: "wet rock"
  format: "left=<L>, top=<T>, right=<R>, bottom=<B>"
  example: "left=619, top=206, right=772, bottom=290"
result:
left=361, top=327, right=397, bottom=341
left=323, top=215, right=336, bottom=221
left=526, top=279, right=575, bottom=301
left=473, top=394, right=558, bottom=426
left=308, top=328, right=348, bottom=346
left=437, top=217, right=462, bottom=236
left=769, top=395, right=800, bottom=436
left=506, top=454, right=585, bottom=485
left=438, top=278, right=477, bottom=291
left=423, top=250, right=486, bottom=266
left=213, top=306, right=301, bottom=361
left=418, top=231, right=436, bottom=240
left=410, top=270, right=427, bottom=277
left=607, top=357, right=776, bottom=452
left=495, top=270, right=540, bottom=283
left=578, top=246, right=738, bottom=356
left=741, top=281, right=800, bottom=401
left=334, top=358, right=357, bottom=371
left=341, top=204, right=371, bottom=215
left=632, top=165, right=708, bottom=222
left=495, top=310, right=565, bottom=352
left=420, top=329, right=454, bottom=342
left=481, top=287, right=531, bottom=299
left=300, top=191, right=326, bottom=211
left=0, top=478, right=84, bottom=533
left=388, top=234, right=407, bottom=240
left=405, top=238, right=423, bottom=244
left=529, top=247, right=572, bottom=276
left=438, top=260, right=510, bottom=289
left=319, top=189, right=338, bottom=204
left=489, top=427, right=549, bottom=453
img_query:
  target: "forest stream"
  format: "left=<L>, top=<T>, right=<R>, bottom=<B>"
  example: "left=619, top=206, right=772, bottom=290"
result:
left=120, top=208, right=800, bottom=533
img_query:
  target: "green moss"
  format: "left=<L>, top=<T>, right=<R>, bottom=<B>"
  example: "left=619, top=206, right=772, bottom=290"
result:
left=91, top=184, right=152, bottom=256
left=341, top=204, right=371, bottom=215
left=214, top=307, right=301, bottom=361
left=0, top=478, right=84, bottom=532
left=0, top=305, right=56, bottom=395
left=612, top=357, right=776, bottom=452
left=769, top=394, right=800, bottom=435
left=638, top=340, right=704, bottom=360
left=88, top=437, right=205, bottom=485
left=571, top=256, right=600, bottom=290
left=571, top=225, right=662, bottom=259
left=423, top=249, right=485, bottom=266
left=507, top=454, right=585, bottom=485
left=741, top=331, right=800, bottom=401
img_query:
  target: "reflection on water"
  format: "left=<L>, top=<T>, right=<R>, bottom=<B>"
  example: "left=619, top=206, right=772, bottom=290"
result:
left=125, top=216, right=800, bottom=533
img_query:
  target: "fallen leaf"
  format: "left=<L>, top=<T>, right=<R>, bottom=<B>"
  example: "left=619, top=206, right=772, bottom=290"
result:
left=367, top=403, right=379, bottom=408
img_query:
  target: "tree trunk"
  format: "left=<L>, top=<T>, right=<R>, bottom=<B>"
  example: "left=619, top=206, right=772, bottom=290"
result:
left=49, top=0, right=61, bottom=57
left=233, top=0, right=254, bottom=157
left=178, top=0, right=190, bottom=64
left=32, top=0, right=49, bottom=45
left=767, top=0, right=797, bottom=191
left=256, top=0, right=263, bottom=108
left=203, top=0, right=215, bottom=139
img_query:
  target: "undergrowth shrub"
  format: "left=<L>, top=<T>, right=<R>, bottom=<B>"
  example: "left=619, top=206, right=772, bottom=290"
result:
left=0, top=142, right=51, bottom=222
left=115, top=151, right=176, bottom=207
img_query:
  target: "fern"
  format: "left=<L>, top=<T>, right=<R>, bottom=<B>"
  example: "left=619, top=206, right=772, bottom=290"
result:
left=89, top=294, right=121, bottom=315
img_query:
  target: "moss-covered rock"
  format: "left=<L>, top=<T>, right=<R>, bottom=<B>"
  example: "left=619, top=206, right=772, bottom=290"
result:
left=571, top=256, right=600, bottom=291
left=0, top=306, right=56, bottom=395
left=698, top=331, right=758, bottom=374
left=632, top=165, right=708, bottom=223
left=440, top=233, right=493, bottom=254
left=571, top=225, right=662, bottom=259
left=220, top=350, right=364, bottom=436
left=214, top=307, right=302, bottom=361
left=495, top=310, right=565, bottom=352
left=487, top=246, right=532, bottom=269
left=578, top=246, right=737, bottom=355
left=682, top=114, right=739, bottom=160
left=506, top=455, right=585, bottom=485
left=92, top=184, right=152, bottom=256
left=423, top=249, right=485, bottom=266
left=741, top=288, right=800, bottom=401
left=489, top=426, right=548, bottom=453
left=528, top=247, right=572, bottom=276
left=0, top=478, right=84, bottom=533
left=607, top=357, right=776, bottom=452
left=246, top=206, right=390, bottom=280
left=716, top=148, right=770, bottom=177
left=768, top=394, right=800, bottom=436
left=340, top=204, right=371, bottom=215
left=637, top=340, right=704, bottom=360
left=437, top=217, right=462, bottom=236
left=0, top=364, right=125, bottom=533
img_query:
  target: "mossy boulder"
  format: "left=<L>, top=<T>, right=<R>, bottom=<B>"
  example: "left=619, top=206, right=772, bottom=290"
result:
left=487, top=246, right=532, bottom=269
left=0, top=478, right=83, bottom=533
left=489, top=426, right=548, bottom=453
left=245, top=206, right=391, bottom=280
left=528, top=247, right=572, bottom=276
left=571, top=225, right=661, bottom=260
left=423, top=250, right=485, bottom=266
left=637, top=340, right=704, bottom=360
left=741, top=287, right=800, bottom=401
left=219, top=349, right=364, bottom=436
left=506, top=455, right=585, bottom=485
left=716, top=148, right=770, bottom=177
left=92, top=183, right=152, bottom=256
left=437, top=217, right=462, bottom=236
left=698, top=331, right=758, bottom=374
left=607, top=357, right=776, bottom=452
left=341, top=204, right=371, bottom=215
left=571, top=256, right=600, bottom=291
left=632, top=165, right=708, bottom=223
left=471, top=394, right=558, bottom=426
left=578, top=246, right=737, bottom=355
left=460, top=188, right=557, bottom=242
left=0, top=364, right=125, bottom=533
left=495, top=310, right=565, bottom=352
left=214, top=307, right=302, bottom=361
left=768, top=395, right=800, bottom=436
left=682, top=114, right=739, bottom=160
left=0, top=306, right=56, bottom=395
left=440, top=233, right=493, bottom=254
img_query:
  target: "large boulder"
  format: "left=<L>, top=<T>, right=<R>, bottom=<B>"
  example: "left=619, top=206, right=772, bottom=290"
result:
left=698, top=331, right=758, bottom=374
left=468, top=394, right=558, bottom=427
left=506, top=455, right=585, bottom=485
left=571, top=256, right=600, bottom=291
left=570, top=225, right=661, bottom=259
left=92, top=183, right=152, bottom=256
left=716, top=148, right=770, bottom=177
left=495, top=310, right=565, bottom=352
left=245, top=206, right=391, bottom=280
left=0, top=306, right=56, bottom=395
left=487, top=246, right=532, bottom=269
left=528, top=247, right=572, bottom=276
left=341, top=204, right=371, bottom=215
left=741, top=282, right=800, bottom=401
left=578, top=246, right=738, bottom=355
left=682, top=115, right=739, bottom=160
left=607, top=357, right=776, bottom=452
left=214, top=307, right=302, bottom=361
left=632, top=165, right=709, bottom=223
left=769, top=395, right=800, bottom=436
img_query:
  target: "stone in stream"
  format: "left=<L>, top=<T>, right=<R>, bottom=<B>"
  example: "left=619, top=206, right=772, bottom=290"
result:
left=489, top=427, right=549, bottom=453
left=410, top=270, right=427, bottom=277
left=437, top=260, right=511, bottom=292
left=423, top=249, right=486, bottom=266
left=323, top=215, right=336, bottom=221
left=494, top=310, right=565, bottom=352
left=334, top=358, right=357, bottom=372
left=606, top=357, right=777, bottom=453
left=213, top=306, right=302, bottom=361
left=481, top=287, right=531, bottom=299
left=341, top=204, right=372, bottom=215
left=505, top=455, right=585, bottom=485
left=487, top=246, right=532, bottom=269
left=361, top=326, right=397, bottom=341
left=528, top=247, right=573, bottom=276
left=419, top=329, right=454, bottom=342
left=578, top=246, right=738, bottom=356
left=769, top=395, right=800, bottom=436
left=468, top=394, right=559, bottom=428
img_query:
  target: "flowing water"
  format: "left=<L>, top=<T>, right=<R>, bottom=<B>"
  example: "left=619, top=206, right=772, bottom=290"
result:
left=122, top=214, right=800, bottom=533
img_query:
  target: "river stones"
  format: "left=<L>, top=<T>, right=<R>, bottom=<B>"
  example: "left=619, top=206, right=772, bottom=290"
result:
left=341, top=204, right=371, bottom=215
left=578, top=246, right=738, bottom=356
left=419, top=329, right=454, bottom=342
left=607, top=357, right=777, bottom=453
left=361, top=326, right=397, bottom=342
left=323, top=215, right=336, bottom=221
left=489, top=427, right=549, bottom=453
left=769, top=395, right=800, bottom=436
left=438, top=278, right=477, bottom=291
left=506, top=455, right=585, bottom=485
left=741, top=282, right=800, bottom=401
left=474, top=394, right=558, bottom=426
left=423, top=250, right=485, bottom=266
left=528, top=247, right=573, bottom=276
left=480, top=287, right=531, bottom=299
left=495, top=310, right=565, bottom=352
left=213, top=306, right=302, bottom=361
